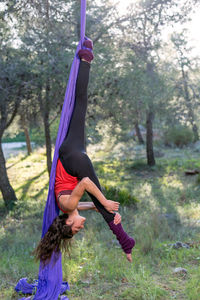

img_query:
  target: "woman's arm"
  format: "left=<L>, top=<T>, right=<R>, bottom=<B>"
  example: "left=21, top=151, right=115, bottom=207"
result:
left=77, top=177, right=119, bottom=213
left=60, top=177, right=119, bottom=213
left=77, top=201, right=97, bottom=211
left=77, top=202, right=122, bottom=225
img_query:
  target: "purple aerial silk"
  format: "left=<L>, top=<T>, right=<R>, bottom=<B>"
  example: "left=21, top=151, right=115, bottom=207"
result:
left=15, top=1, right=87, bottom=299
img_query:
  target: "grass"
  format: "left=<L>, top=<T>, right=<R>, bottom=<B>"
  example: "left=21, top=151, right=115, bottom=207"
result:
left=0, top=144, right=200, bottom=299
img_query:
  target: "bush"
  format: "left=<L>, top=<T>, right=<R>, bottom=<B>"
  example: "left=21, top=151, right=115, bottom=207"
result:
left=164, top=125, right=193, bottom=148
left=102, top=185, right=139, bottom=206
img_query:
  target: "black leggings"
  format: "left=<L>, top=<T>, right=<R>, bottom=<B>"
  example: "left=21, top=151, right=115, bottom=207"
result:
left=59, top=61, right=114, bottom=223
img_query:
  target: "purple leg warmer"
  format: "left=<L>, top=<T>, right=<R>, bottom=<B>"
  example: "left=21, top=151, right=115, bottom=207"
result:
left=78, top=39, right=94, bottom=62
left=108, top=221, right=135, bottom=254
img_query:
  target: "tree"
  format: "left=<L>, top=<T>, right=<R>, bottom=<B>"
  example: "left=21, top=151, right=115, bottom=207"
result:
left=0, top=19, right=29, bottom=208
left=117, top=0, right=200, bottom=165
left=171, top=32, right=200, bottom=141
left=5, top=0, right=122, bottom=175
left=4, top=0, right=78, bottom=176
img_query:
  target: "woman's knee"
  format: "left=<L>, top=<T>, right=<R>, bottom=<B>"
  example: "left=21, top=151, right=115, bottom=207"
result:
left=80, top=177, right=91, bottom=188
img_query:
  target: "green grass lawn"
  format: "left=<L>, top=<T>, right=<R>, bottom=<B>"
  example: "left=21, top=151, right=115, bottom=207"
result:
left=0, top=146, right=200, bottom=299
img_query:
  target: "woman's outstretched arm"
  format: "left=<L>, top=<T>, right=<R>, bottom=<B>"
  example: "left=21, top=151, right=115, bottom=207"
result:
left=77, top=202, right=96, bottom=211
left=59, top=176, right=119, bottom=213
left=77, top=202, right=122, bottom=225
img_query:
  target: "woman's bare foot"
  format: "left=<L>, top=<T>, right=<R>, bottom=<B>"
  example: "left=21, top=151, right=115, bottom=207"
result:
left=82, top=58, right=91, bottom=64
left=104, top=200, right=119, bottom=213
left=126, top=253, right=132, bottom=262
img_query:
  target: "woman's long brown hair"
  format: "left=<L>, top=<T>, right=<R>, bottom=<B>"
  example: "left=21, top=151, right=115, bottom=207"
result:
left=33, top=214, right=73, bottom=265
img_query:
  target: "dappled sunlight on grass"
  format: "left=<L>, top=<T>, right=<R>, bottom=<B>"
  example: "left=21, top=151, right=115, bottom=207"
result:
left=5, top=148, right=49, bottom=217
left=178, top=203, right=200, bottom=220
left=159, top=174, right=184, bottom=189
left=136, top=182, right=152, bottom=198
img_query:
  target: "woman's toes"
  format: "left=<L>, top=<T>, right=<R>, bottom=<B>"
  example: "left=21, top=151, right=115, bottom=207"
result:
left=126, top=253, right=132, bottom=262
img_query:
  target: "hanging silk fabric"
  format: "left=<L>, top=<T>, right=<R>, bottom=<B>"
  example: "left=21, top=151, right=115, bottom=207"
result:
left=15, top=1, right=87, bottom=299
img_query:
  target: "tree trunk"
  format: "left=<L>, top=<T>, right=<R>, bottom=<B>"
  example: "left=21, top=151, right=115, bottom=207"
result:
left=146, top=110, right=155, bottom=166
left=134, top=121, right=144, bottom=144
left=24, top=127, right=32, bottom=155
left=0, top=139, right=17, bottom=209
left=20, top=114, right=32, bottom=155
left=38, top=79, right=52, bottom=177
left=192, top=123, right=199, bottom=142
left=188, top=109, right=199, bottom=142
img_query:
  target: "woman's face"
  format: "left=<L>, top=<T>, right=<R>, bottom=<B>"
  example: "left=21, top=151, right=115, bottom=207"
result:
left=66, top=215, right=86, bottom=235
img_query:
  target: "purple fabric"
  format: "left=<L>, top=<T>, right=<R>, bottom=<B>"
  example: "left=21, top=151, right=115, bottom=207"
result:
left=15, top=278, right=37, bottom=294
left=15, top=1, right=87, bottom=299
left=108, top=221, right=135, bottom=254
left=15, top=277, right=69, bottom=298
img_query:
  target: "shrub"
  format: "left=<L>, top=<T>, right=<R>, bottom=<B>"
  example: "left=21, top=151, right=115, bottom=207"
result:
left=102, top=185, right=139, bottom=206
left=164, top=125, right=193, bottom=148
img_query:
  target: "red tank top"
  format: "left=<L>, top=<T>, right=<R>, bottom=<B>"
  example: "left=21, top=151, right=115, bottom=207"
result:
left=54, top=159, right=78, bottom=199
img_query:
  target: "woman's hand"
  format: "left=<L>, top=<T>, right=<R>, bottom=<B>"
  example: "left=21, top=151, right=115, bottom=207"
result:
left=114, top=213, right=121, bottom=225
left=104, top=200, right=120, bottom=213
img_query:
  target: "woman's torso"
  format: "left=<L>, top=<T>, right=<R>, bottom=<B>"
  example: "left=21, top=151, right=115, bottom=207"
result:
left=54, top=159, right=79, bottom=199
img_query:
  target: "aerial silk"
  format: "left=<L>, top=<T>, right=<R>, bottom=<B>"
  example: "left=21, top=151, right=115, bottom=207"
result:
left=15, top=1, right=87, bottom=299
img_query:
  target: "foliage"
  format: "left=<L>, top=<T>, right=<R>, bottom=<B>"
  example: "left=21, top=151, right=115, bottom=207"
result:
left=30, top=117, right=60, bottom=146
left=102, top=184, right=138, bottom=206
left=2, top=132, right=25, bottom=143
left=164, top=125, right=193, bottom=148
left=1, top=0, right=200, bottom=158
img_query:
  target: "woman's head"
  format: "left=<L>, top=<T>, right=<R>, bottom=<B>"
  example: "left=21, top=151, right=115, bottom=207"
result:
left=34, top=214, right=74, bottom=264
left=66, top=214, right=86, bottom=235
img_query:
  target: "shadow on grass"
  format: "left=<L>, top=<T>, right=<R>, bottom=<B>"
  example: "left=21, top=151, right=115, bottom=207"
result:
left=33, top=181, right=49, bottom=200
left=15, top=169, right=47, bottom=200
left=6, top=154, right=29, bottom=170
left=150, top=178, right=182, bottom=235
left=0, top=202, right=10, bottom=220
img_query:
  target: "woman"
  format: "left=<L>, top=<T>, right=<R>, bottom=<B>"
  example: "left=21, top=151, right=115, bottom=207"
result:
left=35, top=39, right=135, bottom=264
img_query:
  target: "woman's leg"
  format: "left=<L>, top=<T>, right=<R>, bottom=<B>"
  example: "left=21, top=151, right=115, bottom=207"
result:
left=59, top=60, right=90, bottom=155
left=59, top=59, right=116, bottom=222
